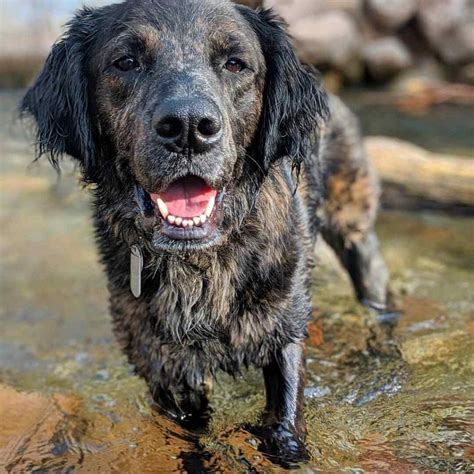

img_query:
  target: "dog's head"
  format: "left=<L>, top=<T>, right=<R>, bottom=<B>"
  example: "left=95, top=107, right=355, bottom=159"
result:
left=22, top=0, right=328, bottom=252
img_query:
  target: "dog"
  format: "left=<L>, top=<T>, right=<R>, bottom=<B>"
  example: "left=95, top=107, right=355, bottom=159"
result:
left=22, top=0, right=391, bottom=463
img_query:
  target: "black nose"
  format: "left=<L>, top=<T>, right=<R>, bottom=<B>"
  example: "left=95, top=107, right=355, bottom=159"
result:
left=153, top=98, right=223, bottom=153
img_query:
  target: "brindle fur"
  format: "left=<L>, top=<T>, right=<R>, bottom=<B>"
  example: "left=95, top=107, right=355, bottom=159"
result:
left=21, top=0, right=391, bottom=463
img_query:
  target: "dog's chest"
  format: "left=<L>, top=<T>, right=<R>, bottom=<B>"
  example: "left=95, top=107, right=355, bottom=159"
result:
left=149, top=256, right=276, bottom=348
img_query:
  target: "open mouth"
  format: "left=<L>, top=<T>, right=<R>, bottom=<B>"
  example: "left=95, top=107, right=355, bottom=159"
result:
left=148, top=175, right=221, bottom=242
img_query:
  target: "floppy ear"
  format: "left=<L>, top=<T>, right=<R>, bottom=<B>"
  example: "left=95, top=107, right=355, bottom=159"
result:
left=21, top=8, right=99, bottom=180
left=237, top=7, right=329, bottom=174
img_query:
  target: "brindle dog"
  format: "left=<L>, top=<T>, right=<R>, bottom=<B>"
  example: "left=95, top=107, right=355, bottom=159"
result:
left=22, top=0, right=391, bottom=463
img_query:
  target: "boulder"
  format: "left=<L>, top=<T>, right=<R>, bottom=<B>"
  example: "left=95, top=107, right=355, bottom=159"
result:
left=290, top=11, right=362, bottom=69
left=234, top=0, right=263, bottom=8
left=418, top=0, right=474, bottom=64
left=364, top=37, right=413, bottom=80
left=326, top=0, right=364, bottom=17
left=433, top=21, right=474, bottom=64
left=264, top=0, right=326, bottom=25
left=458, top=62, right=474, bottom=84
left=418, top=0, right=466, bottom=36
left=389, top=60, right=446, bottom=93
left=366, top=0, right=419, bottom=31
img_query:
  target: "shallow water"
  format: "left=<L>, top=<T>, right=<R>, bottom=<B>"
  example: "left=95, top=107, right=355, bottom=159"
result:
left=1, top=91, right=473, bottom=472
left=343, top=90, right=474, bottom=157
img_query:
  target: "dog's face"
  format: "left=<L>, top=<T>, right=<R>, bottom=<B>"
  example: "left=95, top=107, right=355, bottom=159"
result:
left=22, top=0, right=328, bottom=253
left=91, top=0, right=265, bottom=248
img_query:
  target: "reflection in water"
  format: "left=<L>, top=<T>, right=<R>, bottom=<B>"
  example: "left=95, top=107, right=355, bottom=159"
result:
left=1, top=91, right=473, bottom=471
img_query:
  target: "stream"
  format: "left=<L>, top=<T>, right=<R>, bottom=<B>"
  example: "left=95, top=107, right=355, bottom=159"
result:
left=1, top=90, right=472, bottom=472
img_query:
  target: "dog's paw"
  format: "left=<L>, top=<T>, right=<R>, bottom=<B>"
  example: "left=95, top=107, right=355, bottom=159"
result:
left=246, top=423, right=310, bottom=468
left=151, top=395, right=211, bottom=431
left=264, top=424, right=309, bottom=464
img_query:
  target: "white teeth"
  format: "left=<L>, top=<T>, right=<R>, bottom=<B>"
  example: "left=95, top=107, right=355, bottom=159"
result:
left=159, top=197, right=215, bottom=228
left=166, top=215, right=207, bottom=228
left=205, top=196, right=215, bottom=217
left=157, top=198, right=169, bottom=219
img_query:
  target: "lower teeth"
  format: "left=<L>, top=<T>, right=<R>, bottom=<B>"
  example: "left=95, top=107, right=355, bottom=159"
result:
left=166, top=215, right=208, bottom=228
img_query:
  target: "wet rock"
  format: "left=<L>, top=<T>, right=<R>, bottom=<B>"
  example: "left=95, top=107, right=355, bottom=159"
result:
left=307, top=321, right=324, bottom=346
left=343, top=374, right=404, bottom=406
left=358, top=432, right=416, bottom=472
left=401, top=331, right=468, bottom=365
left=75, top=351, right=89, bottom=364
left=0, top=385, right=80, bottom=470
left=95, top=369, right=110, bottom=381
left=305, top=386, right=331, bottom=399
left=364, top=37, right=413, bottom=80
left=366, top=0, right=419, bottom=31
left=418, top=0, right=474, bottom=64
left=291, top=11, right=362, bottom=69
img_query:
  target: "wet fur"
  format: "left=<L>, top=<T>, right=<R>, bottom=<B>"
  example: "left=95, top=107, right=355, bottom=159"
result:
left=21, top=0, right=390, bottom=462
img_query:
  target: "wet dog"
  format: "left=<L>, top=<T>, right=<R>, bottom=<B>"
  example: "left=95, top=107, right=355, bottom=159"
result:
left=22, top=0, right=391, bottom=463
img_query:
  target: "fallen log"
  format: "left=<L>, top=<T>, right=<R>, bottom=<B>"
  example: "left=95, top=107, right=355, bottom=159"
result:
left=395, top=83, right=474, bottom=111
left=365, top=136, right=474, bottom=210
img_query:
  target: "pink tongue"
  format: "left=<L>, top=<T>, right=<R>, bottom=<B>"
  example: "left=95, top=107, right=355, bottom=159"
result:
left=155, top=177, right=217, bottom=218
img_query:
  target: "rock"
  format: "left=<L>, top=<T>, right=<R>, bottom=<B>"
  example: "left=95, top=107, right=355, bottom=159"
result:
left=327, top=0, right=364, bottom=17
left=418, top=0, right=474, bottom=64
left=389, top=63, right=445, bottom=94
left=304, top=386, right=331, bottom=398
left=364, top=37, right=413, bottom=80
left=307, top=321, right=324, bottom=346
left=234, top=0, right=263, bottom=8
left=0, top=385, right=81, bottom=470
left=264, top=0, right=363, bottom=22
left=264, top=0, right=326, bottom=25
left=401, top=331, right=467, bottom=365
left=458, top=62, right=474, bottom=84
left=366, top=0, right=419, bottom=30
left=290, top=11, right=362, bottom=69
left=418, top=0, right=466, bottom=35
left=436, top=20, right=474, bottom=64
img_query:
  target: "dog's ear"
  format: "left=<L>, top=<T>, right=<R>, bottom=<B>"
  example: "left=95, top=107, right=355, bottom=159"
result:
left=21, top=8, right=99, bottom=180
left=237, top=7, right=329, bottom=174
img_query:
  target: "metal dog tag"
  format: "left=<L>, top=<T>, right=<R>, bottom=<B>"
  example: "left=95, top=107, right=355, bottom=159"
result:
left=130, top=245, right=143, bottom=298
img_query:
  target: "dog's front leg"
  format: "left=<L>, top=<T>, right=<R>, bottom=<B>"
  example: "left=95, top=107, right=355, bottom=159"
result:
left=261, top=341, right=309, bottom=463
left=150, top=363, right=211, bottom=429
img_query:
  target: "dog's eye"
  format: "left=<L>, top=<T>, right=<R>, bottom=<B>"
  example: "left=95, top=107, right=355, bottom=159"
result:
left=224, top=58, right=246, bottom=73
left=113, top=56, right=140, bottom=72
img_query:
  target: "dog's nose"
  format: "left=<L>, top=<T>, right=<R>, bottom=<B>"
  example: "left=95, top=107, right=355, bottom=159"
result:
left=153, top=98, right=222, bottom=153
